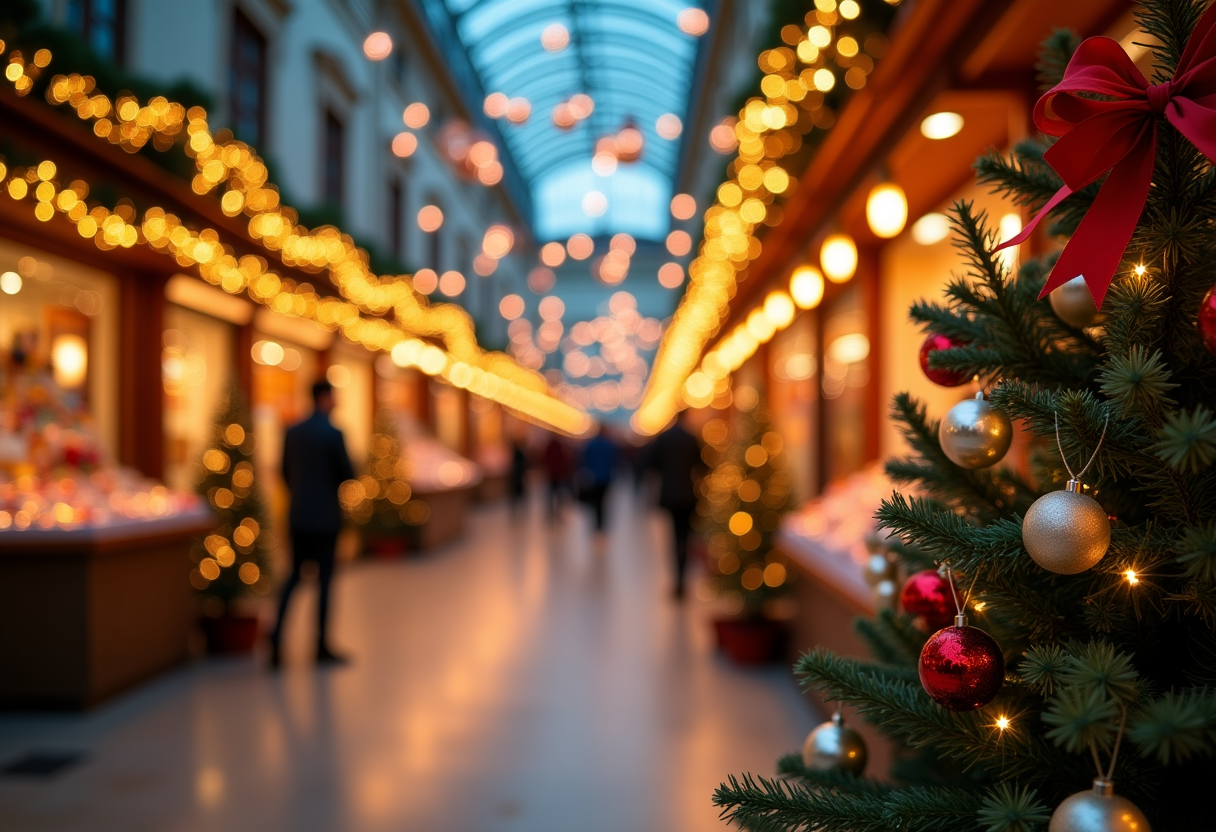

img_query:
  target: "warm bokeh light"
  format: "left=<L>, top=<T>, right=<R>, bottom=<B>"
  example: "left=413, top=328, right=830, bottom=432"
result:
left=592, top=151, right=618, bottom=176
left=473, top=253, right=498, bottom=276
left=552, top=102, right=575, bottom=129
left=658, top=262, right=684, bottom=288
left=477, top=161, right=503, bottom=185
left=998, top=212, right=1023, bottom=272
left=656, top=113, right=683, bottom=139
left=403, top=102, right=430, bottom=129
left=746, top=308, right=776, bottom=343
left=1125, top=569, right=1140, bottom=585
left=610, top=233, right=636, bottom=255
left=484, top=91, right=509, bottom=118
left=568, top=93, right=595, bottom=120
left=677, top=7, right=710, bottom=36
left=670, top=193, right=696, bottom=220
left=582, top=191, right=607, bottom=216
left=363, top=32, right=393, bottom=61
left=813, top=68, right=836, bottom=91
left=764, top=291, right=796, bottom=328
left=412, top=268, right=438, bottom=294
left=996, top=716, right=1011, bottom=731
left=417, top=204, right=444, bottom=232
left=828, top=332, right=870, bottom=364
left=666, top=230, right=692, bottom=256
left=391, top=132, right=417, bottom=158
left=820, top=233, right=857, bottom=283
left=527, top=266, right=556, bottom=293
left=0, top=270, right=21, bottom=295
left=866, top=182, right=908, bottom=238
left=615, top=126, right=644, bottom=162
left=709, top=120, right=738, bottom=153
left=541, top=23, right=570, bottom=51
left=51, top=334, right=87, bottom=388
left=506, top=97, right=531, bottom=123
left=438, top=270, right=466, bottom=296
left=790, top=265, right=825, bottom=309
left=539, top=295, right=565, bottom=321
left=912, top=212, right=951, bottom=245
left=482, top=225, right=514, bottom=259
left=540, top=242, right=567, bottom=267
left=921, top=111, right=964, bottom=140
left=326, top=364, right=351, bottom=388
left=499, top=294, right=525, bottom=320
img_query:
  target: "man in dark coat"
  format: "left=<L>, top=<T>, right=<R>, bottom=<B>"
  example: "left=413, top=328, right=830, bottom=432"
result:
left=644, top=412, right=704, bottom=599
left=269, top=379, right=355, bottom=667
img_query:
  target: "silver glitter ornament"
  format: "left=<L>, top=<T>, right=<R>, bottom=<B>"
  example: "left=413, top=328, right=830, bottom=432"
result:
left=802, top=712, right=867, bottom=776
left=1050, top=275, right=1100, bottom=329
left=938, top=392, right=1013, bottom=469
left=1024, top=413, right=1111, bottom=574
left=1023, top=481, right=1111, bottom=574
left=1048, top=778, right=1151, bottom=832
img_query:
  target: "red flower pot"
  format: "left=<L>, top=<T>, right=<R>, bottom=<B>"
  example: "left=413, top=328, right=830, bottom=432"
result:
left=201, top=614, right=260, bottom=655
left=712, top=617, right=790, bottom=665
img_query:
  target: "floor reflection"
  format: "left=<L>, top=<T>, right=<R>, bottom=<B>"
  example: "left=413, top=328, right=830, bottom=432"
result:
left=0, top=487, right=815, bottom=831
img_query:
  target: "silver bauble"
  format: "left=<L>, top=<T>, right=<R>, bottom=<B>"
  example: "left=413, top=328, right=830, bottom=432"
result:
left=939, top=392, right=1014, bottom=469
left=1023, top=481, right=1111, bottom=574
left=1048, top=778, right=1151, bottom=832
left=1050, top=275, right=1100, bottom=329
left=802, top=713, right=867, bottom=776
left=863, top=553, right=896, bottom=586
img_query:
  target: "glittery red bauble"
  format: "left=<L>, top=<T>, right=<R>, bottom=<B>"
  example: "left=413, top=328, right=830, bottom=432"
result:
left=918, top=624, right=1004, bottom=711
left=918, top=334, right=971, bottom=387
left=900, top=570, right=956, bottom=631
left=1199, top=284, right=1216, bottom=356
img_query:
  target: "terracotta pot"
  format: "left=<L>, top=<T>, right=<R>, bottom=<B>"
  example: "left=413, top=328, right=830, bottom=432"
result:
left=201, top=614, right=260, bottom=655
left=712, top=617, right=790, bottom=665
left=364, top=535, right=409, bottom=558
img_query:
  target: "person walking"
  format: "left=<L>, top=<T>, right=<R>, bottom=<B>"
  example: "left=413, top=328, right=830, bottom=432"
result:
left=509, top=437, right=529, bottom=518
left=542, top=435, right=569, bottom=520
left=644, top=412, right=704, bottom=600
left=269, top=379, right=355, bottom=667
left=578, top=426, right=617, bottom=536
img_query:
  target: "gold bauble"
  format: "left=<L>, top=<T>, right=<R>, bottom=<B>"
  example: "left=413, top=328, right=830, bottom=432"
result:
left=939, top=392, right=1013, bottom=469
left=1050, top=275, right=1100, bottom=329
left=802, top=713, right=867, bottom=776
left=1022, top=482, right=1111, bottom=574
left=1049, top=779, right=1151, bottom=832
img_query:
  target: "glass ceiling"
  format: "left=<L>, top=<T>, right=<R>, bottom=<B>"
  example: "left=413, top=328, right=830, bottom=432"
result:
left=433, top=0, right=704, bottom=241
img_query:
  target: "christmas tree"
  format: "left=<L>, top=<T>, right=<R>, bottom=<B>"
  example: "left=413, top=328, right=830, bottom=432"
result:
left=340, top=409, right=417, bottom=542
left=715, top=3, right=1216, bottom=829
left=190, top=386, right=272, bottom=609
left=699, top=397, right=795, bottom=621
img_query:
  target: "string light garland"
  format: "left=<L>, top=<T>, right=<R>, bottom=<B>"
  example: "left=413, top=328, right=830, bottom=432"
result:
left=634, top=2, right=882, bottom=433
left=1, top=44, right=592, bottom=436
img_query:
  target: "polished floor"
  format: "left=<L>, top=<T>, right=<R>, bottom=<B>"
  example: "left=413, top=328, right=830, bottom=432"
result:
left=0, top=485, right=816, bottom=831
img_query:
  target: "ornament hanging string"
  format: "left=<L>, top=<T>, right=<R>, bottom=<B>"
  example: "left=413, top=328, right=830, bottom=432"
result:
left=1089, top=704, right=1128, bottom=781
left=1053, top=412, right=1108, bottom=482
left=942, top=563, right=980, bottom=618
left=993, top=4, right=1216, bottom=308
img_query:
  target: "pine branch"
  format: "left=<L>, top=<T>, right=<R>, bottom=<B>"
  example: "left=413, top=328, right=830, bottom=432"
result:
left=1034, top=28, right=1082, bottom=90
left=1128, top=688, right=1216, bottom=765
left=854, top=609, right=929, bottom=669
left=776, top=754, right=892, bottom=794
left=977, top=783, right=1052, bottom=832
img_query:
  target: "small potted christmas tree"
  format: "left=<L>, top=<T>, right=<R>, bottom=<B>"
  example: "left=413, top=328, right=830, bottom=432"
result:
left=342, top=409, right=415, bottom=556
left=700, top=395, right=796, bottom=663
left=190, top=386, right=272, bottom=654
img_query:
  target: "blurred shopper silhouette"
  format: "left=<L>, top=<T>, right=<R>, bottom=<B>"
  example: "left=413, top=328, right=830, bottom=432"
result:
left=644, top=412, right=704, bottom=599
left=509, top=438, right=529, bottom=518
left=270, top=379, right=355, bottom=667
left=578, top=426, right=617, bottom=535
left=542, top=435, right=570, bottom=519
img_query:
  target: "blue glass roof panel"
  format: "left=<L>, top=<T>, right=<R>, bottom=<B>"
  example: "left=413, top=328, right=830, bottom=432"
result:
left=433, top=0, right=704, bottom=241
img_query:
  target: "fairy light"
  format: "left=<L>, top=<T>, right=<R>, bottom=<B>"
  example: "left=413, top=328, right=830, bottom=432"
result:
left=996, top=716, right=1010, bottom=731
left=635, top=4, right=878, bottom=433
left=1125, top=569, right=1140, bottom=585
left=4, top=44, right=592, bottom=436
left=1134, top=263, right=1146, bottom=277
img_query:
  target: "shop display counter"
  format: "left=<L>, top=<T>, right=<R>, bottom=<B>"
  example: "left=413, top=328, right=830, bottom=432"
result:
left=405, top=436, right=482, bottom=551
left=0, top=509, right=213, bottom=709
left=778, top=465, right=895, bottom=775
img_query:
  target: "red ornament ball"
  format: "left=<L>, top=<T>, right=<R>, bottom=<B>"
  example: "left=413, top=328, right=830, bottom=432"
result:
left=918, top=333, right=971, bottom=387
left=918, top=623, right=1004, bottom=711
left=1199, top=283, right=1216, bottom=356
left=900, top=570, right=956, bottom=631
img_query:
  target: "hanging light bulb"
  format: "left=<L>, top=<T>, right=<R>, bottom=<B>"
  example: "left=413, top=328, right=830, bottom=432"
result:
left=866, top=182, right=907, bottom=238
left=790, top=265, right=825, bottom=309
left=821, top=233, right=858, bottom=283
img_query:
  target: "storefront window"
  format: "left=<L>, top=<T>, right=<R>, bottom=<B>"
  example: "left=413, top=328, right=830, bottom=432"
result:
left=162, top=305, right=234, bottom=492
left=821, top=283, right=870, bottom=485
left=769, top=312, right=818, bottom=501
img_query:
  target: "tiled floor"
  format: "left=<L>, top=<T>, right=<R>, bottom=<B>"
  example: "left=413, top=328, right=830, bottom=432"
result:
left=0, top=486, right=816, bottom=831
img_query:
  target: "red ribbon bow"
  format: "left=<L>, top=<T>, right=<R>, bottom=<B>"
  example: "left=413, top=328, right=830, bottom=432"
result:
left=995, top=5, right=1216, bottom=308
